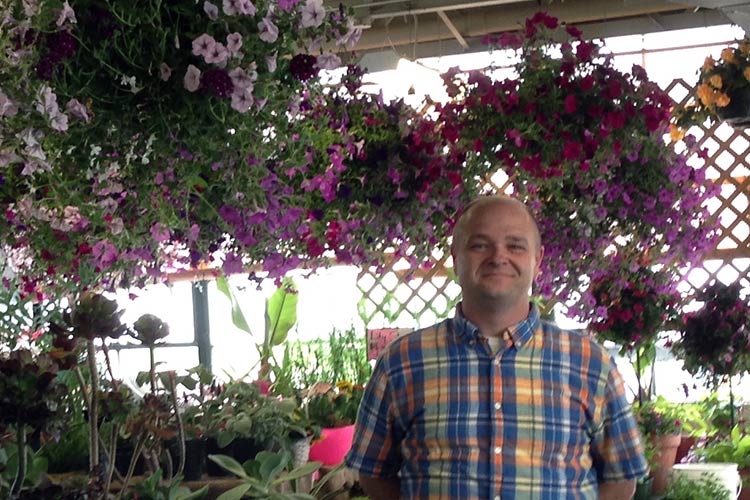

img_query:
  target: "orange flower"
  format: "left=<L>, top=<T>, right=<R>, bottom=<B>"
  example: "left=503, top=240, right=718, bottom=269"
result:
left=715, top=92, right=731, bottom=107
left=669, top=124, right=685, bottom=142
left=744, top=67, right=750, bottom=81
left=709, top=74, right=723, bottom=89
left=741, top=41, right=750, bottom=55
left=702, top=56, right=716, bottom=72
left=721, top=47, right=736, bottom=64
left=697, top=83, right=715, bottom=106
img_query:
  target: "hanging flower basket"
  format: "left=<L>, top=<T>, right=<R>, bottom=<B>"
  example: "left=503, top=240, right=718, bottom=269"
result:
left=437, top=12, right=718, bottom=306
left=716, top=86, right=750, bottom=127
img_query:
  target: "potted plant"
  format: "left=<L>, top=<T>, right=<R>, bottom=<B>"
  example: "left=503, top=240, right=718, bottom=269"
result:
left=634, top=397, right=684, bottom=496
left=695, top=425, right=750, bottom=500
left=663, top=471, right=734, bottom=500
left=0, top=346, right=74, bottom=499
left=670, top=282, right=750, bottom=426
left=207, top=450, right=321, bottom=499
left=305, top=381, right=363, bottom=467
left=674, top=38, right=750, bottom=128
left=583, top=263, right=683, bottom=403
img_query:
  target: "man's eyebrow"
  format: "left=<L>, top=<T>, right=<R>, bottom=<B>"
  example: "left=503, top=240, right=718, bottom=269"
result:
left=506, top=235, right=529, bottom=243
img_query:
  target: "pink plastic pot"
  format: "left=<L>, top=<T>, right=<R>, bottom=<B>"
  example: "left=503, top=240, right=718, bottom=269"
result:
left=308, top=425, right=355, bottom=466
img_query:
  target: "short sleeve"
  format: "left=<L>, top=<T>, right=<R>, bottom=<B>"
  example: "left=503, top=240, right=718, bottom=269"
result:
left=590, top=361, right=649, bottom=482
left=344, top=353, right=405, bottom=477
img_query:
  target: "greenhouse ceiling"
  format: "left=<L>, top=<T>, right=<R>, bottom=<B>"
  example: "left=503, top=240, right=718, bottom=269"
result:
left=336, top=0, right=750, bottom=71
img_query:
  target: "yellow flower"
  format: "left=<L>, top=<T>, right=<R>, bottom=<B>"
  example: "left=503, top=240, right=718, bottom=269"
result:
left=697, top=84, right=715, bottom=106
left=716, top=92, right=731, bottom=107
left=703, top=56, right=716, bottom=72
left=721, top=47, right=736, bottom=64
left=741, top=41, right=750, bottom=56
left=745, top=67, right=750, bottom=81
left=669, top=124, right=686, bottom=142
left=709, top=74, right=723, bottom=89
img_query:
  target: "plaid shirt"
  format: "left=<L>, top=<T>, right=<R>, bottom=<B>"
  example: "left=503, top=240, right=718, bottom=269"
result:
left=345, top=304, right=648, bottom=499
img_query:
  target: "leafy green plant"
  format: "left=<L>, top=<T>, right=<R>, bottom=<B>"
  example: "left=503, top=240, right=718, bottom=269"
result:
left=207, top=450, right=320, bottom=499
left=696, top=425, right=750, bottom=469
left=124, top=469, right=208, bottom=500
left=305, top=381, right=364, bottom=429
left=282, top=326, right=371, bottom=392
left=216, top=275, right=299, bottom=381
left=0, top=442, right=49, bottom=497
left=663, top=472, right=732, bottom=500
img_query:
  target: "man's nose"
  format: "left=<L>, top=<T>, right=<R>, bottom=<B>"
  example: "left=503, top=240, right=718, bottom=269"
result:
left=488, top=245, right=509, bottom=264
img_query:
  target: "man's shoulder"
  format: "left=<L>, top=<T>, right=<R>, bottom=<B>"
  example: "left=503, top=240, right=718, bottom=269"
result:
left=537, top=320, right=613, bottom=359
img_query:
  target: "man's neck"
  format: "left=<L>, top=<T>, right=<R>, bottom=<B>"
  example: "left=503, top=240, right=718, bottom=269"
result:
left=460, top=299, right=530, bottom=338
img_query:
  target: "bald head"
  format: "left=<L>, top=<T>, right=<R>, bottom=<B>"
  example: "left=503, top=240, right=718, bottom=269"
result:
left=451, top=195, right=542, bottom=253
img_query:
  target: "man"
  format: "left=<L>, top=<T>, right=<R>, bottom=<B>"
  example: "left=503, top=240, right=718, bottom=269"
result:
left=345, top=195, right=648, bottom=499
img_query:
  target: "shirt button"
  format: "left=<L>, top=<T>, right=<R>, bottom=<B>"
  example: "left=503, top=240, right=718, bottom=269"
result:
left=494, top=402, right=501, bottom=410
left=494, top=446, right=502, bottom=454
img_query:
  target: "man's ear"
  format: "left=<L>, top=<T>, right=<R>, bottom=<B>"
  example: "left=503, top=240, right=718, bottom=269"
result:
left=534, top=245, right=545, bottom=278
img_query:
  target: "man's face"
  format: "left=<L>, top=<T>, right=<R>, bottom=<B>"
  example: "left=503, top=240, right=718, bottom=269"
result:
left=451, top=200, right=543, bottom=307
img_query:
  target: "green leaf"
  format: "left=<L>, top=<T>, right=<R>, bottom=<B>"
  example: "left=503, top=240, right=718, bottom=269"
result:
left=276, top=461, right=321, bottom=482
left=216, top=275, right=252, bottom=335
left=258, top=452, right=287, bottom=481
left=264, top=277, right=298, bottom=347
left=208, top=454, right=249, bottom=479
left=176, top=485, right=209, bottom=500
left=215, top=484, right=252, bottom=500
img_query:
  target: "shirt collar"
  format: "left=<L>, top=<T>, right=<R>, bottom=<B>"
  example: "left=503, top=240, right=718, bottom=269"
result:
left=451, top=302, right=541, bottom=347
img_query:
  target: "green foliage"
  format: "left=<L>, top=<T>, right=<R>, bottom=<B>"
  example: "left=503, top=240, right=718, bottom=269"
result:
left=697, top=425, right=750, bottom=469
left=0, top=443, right=49, bottom=495
left=634, top=397, right=684, bottom=437
left=305, top=382, right=364, bottom=428
left=281, top=326, right=371, bottom=392
left=663, top=473, right=732, bottom=500
left=38, top=421, right=89, bottom=473
left=208, top=451, right=320, bottom=499
left=671, top=282, right=750, bottom=383
left=125, top=469, right=208, bottom=500
left=216, top=275, right=299, bottom=379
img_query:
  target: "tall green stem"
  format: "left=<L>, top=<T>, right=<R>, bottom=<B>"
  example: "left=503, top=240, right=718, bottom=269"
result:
left=87, top=341, right=100, bottom=469
left=9, top=424, right=27, bottom=499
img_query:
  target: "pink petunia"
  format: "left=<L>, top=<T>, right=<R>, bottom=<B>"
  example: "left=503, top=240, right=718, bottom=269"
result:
left=266, top=53, right=277, bottom=73
left=231, top=88, right=254, bottom=113
left=229, top=67, right=255, bottom=89
left=203, top=1, right=219, bottom=20
left=226, top=32, right=243, bottom=54
left=159, top=62, right=172, bottom=81
left=0, top=91, right=18, bottom=117
left=150, top=222, right=171, bottom=243
left=300, top=0, right=325, bottom=28
left=204, top=42, right=228, bottom=65
left=316, top=53, right=341, bottom=70
left=192, top=33, right=216, bottom=57
left=258, top=16, right=278, bottom=43
left=237, top=0, right=256, bottom=15
left=183, top=65, right=201, bottom=92
left=56, top=1, right=76, bottom=26
left=222, top=252, right=244, bottom=275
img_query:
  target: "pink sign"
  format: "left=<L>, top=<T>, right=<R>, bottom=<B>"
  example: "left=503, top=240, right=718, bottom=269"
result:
left=366, top=328, right=412, bottom=360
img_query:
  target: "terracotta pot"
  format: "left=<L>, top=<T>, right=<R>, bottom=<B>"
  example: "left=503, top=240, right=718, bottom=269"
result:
left=740, top=467, right=749, bottom=500
left=649, top=433, right=681, bottom=495
left=675, top=434, right=697, bottom=464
